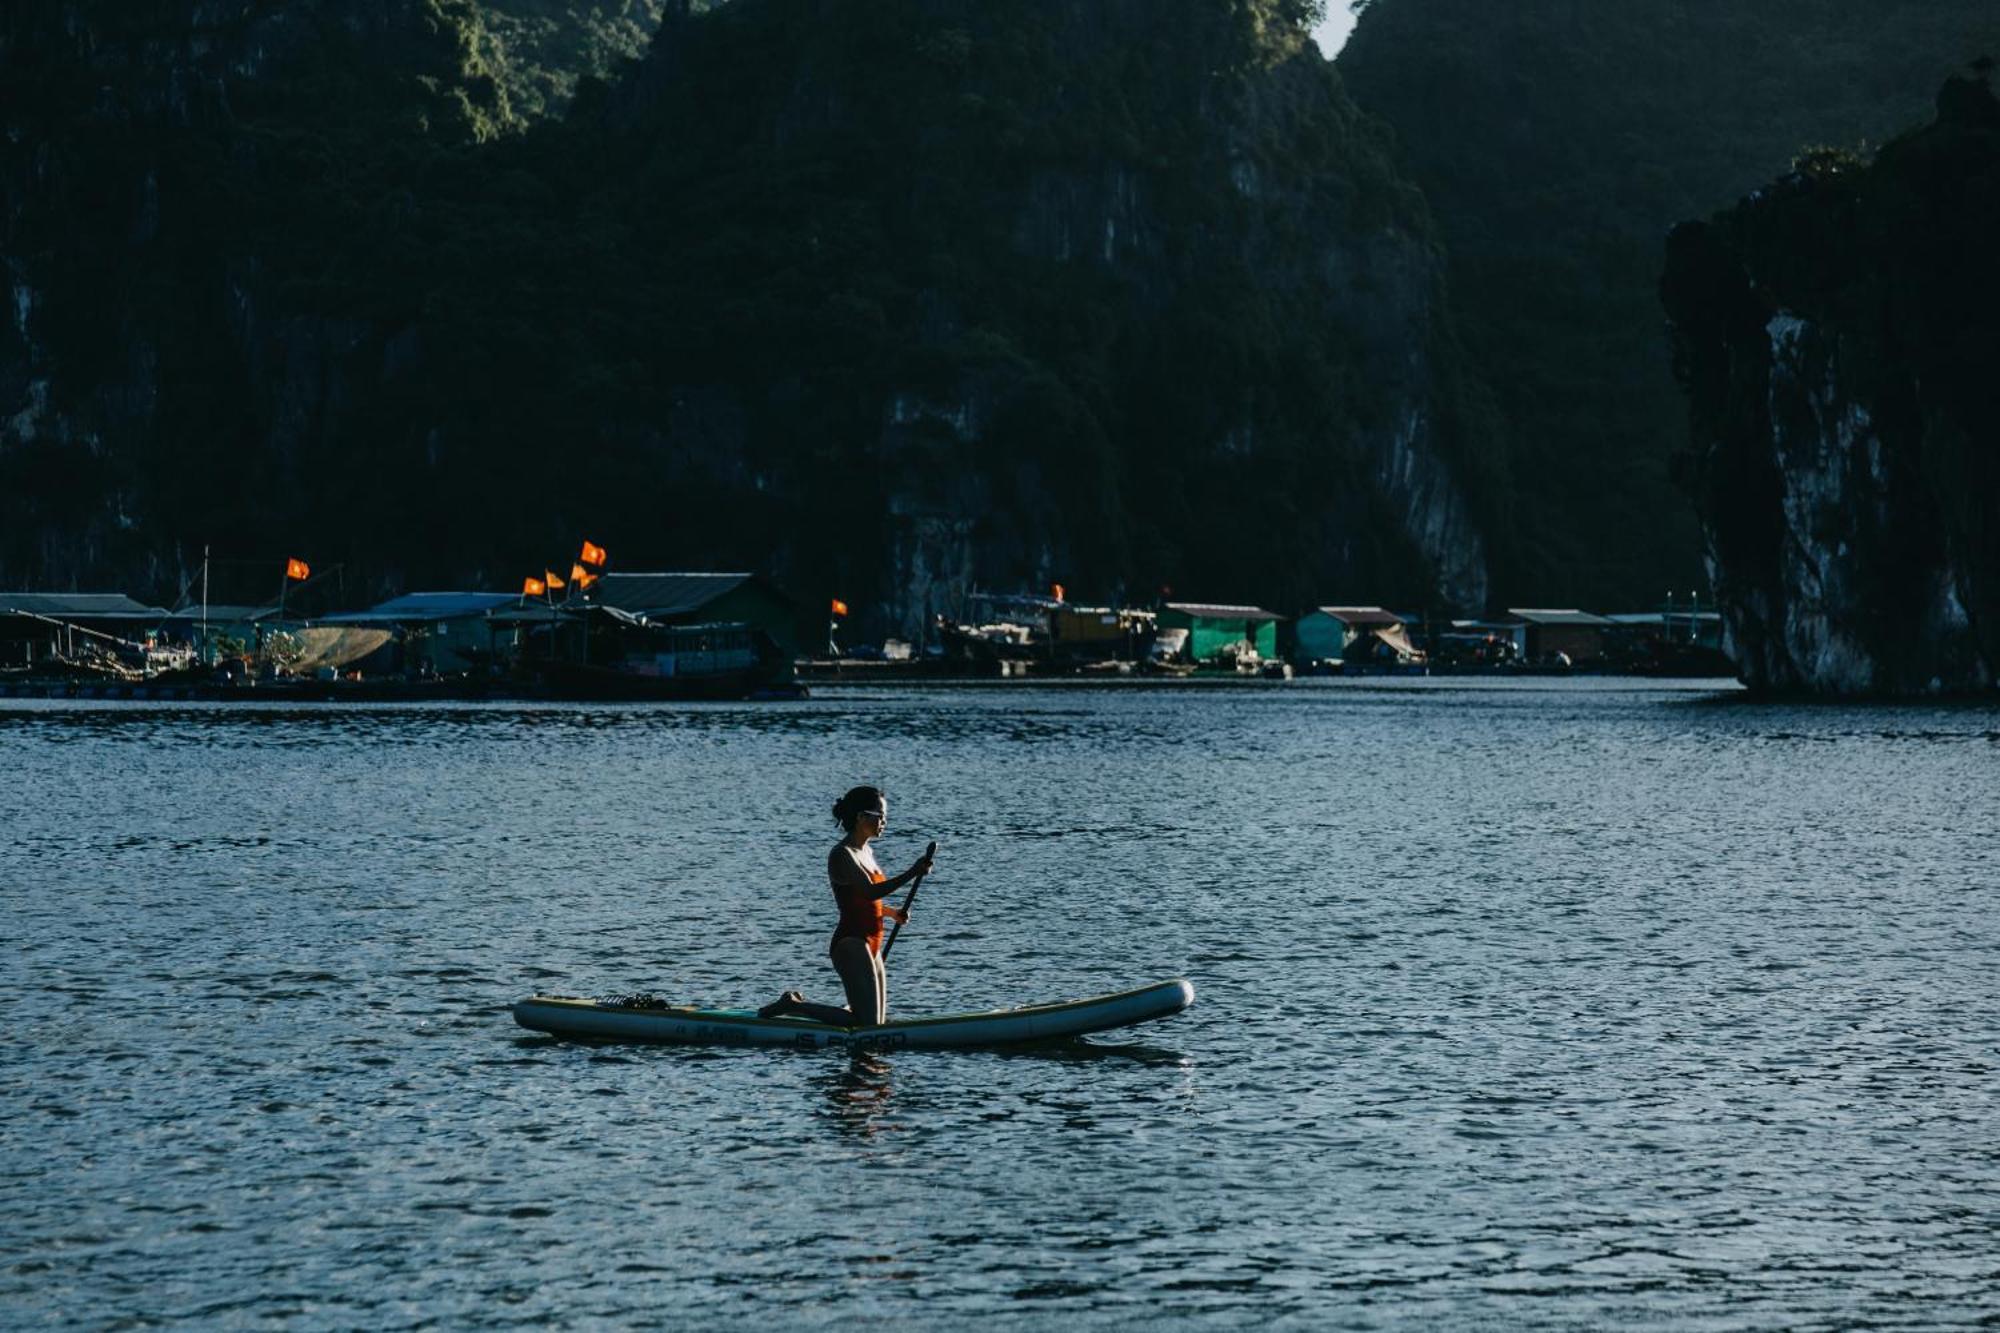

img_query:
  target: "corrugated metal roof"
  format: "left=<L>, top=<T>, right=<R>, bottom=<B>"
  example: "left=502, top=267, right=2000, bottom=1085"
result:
left=595, top=572, right=755, bottom=616
left=163, top=604, right=280, bottom=623
left=1605, top=611, right=1722, bottom=626
left=321, top=591, right=520, bottom=623
left=1163, top=602, right=1281, bottom=622
left=1307, top=606, right=1403, bottom=627
left=1506, top=608, right=1617, bottom=627
left=0, top=592, right=167, bottom=618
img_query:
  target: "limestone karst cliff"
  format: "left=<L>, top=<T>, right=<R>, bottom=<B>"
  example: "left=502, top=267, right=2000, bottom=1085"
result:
left=0, top=0, right=1499, bottom=633
left=1340, top=0, right=2000, bottom=609
left=1662, top=73, right=1999, bottom=695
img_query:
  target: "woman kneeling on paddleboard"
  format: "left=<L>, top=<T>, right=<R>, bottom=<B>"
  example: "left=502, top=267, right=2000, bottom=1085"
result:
left=761, top=786, right=935, bottom=1026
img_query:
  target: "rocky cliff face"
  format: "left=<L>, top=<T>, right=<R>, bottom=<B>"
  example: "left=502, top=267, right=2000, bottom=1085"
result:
left=0, top=2, right=522, bottom=597
left=743, top=4, right=1496, bottom=631
left=1662, top=75, right=1999, bottom=695
left=1, top=0, right=1498, bottom=633
left=1339, top=0, right=2000, bottom=609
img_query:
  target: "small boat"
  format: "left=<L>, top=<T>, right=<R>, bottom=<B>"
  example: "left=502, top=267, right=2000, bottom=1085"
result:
left=514, top=978, right=1194, bottom=1050
left=1140, top=627, right=1197, bottom=676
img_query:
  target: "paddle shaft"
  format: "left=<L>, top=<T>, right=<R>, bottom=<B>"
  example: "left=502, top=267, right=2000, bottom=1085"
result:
left=880, top=840, right=937, bottom=959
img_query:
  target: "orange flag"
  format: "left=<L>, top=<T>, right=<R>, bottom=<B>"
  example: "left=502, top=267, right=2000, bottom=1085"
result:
left=830, top=598, right=850, bottom=617
left=1051, top=583, right=1065, bottom=602
left=544, top=569, right=565, bottom=589
left=570, top=563, right=596, bottom=588
left=579, top=540, right=607, bottom=567
left=522, top=576, right=546, bottom=597
left=285, top=558, right=310, bottom=581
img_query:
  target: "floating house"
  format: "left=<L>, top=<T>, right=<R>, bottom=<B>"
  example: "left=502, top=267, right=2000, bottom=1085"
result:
left=1157, top=603, right=1281, bottom=664
left=1434, top=619, right=1521, bottom=666
left=492, top=601, right=793, bottom=699
left=593, top=573, right=801, bottom=662
left=0, top=592, right=168, bottom=668
left=1605, top=610, right=1724, bottom=652
left=1293, top=606, right=1420, bottom=665
left=0, top=592, right=167, bottom=631
left=1504, top=609, right=1618, bottom=664
left=1050, top=605, right=1157, bottom=661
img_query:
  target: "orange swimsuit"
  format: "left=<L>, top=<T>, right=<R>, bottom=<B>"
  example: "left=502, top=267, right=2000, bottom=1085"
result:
left=831, top=864, right=888, bottom=955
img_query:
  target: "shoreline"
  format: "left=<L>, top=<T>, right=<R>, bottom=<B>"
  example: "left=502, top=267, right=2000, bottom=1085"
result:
left=0, top=672, right=1755, bottom=705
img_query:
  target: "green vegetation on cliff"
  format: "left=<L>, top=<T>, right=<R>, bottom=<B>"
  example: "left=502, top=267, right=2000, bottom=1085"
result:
left=479, top=0, right=668, bottom=119
left=1339, top=0, right=2000, bottom=608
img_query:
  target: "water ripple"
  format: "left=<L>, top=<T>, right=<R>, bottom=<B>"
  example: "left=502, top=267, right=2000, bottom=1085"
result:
left=3, top=680, right=1998, bottom=1328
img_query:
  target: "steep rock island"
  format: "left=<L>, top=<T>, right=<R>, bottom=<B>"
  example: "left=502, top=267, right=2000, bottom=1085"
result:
left=1339, top=0, right=2000, bottom=608
left=1662, top=74, right=1999, bottom=695
left=0, top=1, right=1499, bottom=633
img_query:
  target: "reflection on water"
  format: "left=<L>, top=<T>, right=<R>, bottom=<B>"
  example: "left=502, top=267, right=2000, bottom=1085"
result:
left=820, top=1053, right=898, bottom=1141
left=5, top=679, right=1999, bottom=1328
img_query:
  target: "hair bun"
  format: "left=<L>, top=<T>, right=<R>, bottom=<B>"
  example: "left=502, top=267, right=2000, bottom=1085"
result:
left=833, top=784, right=883, bottom=830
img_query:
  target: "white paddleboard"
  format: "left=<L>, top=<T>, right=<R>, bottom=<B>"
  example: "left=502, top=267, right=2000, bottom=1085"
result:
left=513, top=978, right=1195, bottom=1050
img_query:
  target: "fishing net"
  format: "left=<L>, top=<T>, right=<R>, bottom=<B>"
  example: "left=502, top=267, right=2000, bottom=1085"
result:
left=284, top=627, right=392, bottom=672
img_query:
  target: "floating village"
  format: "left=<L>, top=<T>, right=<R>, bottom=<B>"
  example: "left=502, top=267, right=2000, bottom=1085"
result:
left=0, top=544, right=1734, bottom=701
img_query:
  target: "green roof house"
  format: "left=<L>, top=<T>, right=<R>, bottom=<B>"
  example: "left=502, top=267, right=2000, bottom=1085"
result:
left=1294, top=606, right=1418, bottom=665
left=1157, top=602, right=1281, bottom=665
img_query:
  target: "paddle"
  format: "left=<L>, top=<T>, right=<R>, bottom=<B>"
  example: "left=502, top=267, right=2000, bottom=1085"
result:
left=880, top=840, right=937, bottom=959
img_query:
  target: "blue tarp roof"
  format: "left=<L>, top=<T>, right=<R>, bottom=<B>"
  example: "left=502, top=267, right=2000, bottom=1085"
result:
left=1605, top=611, right=1722, bottom=625
left=321, top=592, right=520, bottom=623
left=0, top=592, right=167, bottom=619
left=1505, top=609, right=1618, bottom=627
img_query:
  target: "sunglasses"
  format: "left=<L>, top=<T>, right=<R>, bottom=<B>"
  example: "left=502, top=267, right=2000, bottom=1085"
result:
left=859, top=808, right=887, bottom=824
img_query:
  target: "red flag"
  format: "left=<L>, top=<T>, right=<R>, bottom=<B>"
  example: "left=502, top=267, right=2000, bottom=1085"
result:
left=285, top=558, right=310, bottom=581
left=522, top=576, right=546, bottom=597
left=830, top=598, right=850, bottom=617
left=579, top=540, right=607, bottom=567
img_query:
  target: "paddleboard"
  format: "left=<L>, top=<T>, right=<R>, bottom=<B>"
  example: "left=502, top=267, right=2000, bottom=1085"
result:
left=513, top=978, right=1194, bottom=1050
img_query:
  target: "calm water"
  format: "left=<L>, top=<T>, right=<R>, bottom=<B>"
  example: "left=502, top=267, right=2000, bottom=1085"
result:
left=5, top=679, right=1998, bottom=1329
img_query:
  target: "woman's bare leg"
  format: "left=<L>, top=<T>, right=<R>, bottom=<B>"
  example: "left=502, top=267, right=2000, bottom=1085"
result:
left=871, top=949, right=888, bottom=1025
left=831, top=937, right=884, bottom=1028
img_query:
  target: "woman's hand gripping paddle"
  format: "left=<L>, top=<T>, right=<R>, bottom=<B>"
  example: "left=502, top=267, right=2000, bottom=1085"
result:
left=881, top=841, right=937, bottom=959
